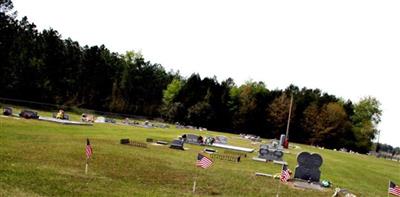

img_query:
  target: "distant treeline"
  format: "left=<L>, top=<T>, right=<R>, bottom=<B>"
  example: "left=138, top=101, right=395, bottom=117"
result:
left=0, top=0, right=383, bottom=153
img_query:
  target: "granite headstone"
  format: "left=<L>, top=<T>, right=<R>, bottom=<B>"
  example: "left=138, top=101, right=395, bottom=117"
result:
left=170, top=140, right=184, bottom=150
left=257, top=141, right=284, bottom=161
left=215, top=136, right=228, bottom=144
left=294, top=152, right=323, bottom=182
left=185, top=134, right=200, bottom=144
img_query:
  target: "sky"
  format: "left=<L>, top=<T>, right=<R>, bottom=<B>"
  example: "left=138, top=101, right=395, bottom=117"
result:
left=12, top=0, right=400, bottom=147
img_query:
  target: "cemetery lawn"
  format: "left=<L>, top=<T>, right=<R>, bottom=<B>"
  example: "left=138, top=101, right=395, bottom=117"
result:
left=1, top=116, right=399, bottom=197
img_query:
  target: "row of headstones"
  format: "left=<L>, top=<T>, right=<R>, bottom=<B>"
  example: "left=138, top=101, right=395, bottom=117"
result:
left=120, top=138, right=323, bottom=182
left=121, top=138, right=185, bottom=150
left=183, top=134, right=228, bottom=145
left=257, top=140, right=285, bottom=161
left=121, top=137, right=245, bottom=162
left=254, top=137, right=323, bottom=183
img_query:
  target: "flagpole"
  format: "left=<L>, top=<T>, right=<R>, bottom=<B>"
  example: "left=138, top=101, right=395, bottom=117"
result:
left=285, top=94, right=293, bottom=141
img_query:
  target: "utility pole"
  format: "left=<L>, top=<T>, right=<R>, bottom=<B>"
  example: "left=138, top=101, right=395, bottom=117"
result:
left=284, top=94, right=293, bottom=148
left=285, top=94, right=293, bottom=138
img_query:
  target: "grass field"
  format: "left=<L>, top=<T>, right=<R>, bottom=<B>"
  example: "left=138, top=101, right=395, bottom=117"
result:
left=0, top=109, right=399, bottom=196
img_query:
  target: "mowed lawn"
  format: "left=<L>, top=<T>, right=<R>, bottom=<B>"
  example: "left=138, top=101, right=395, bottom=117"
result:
left=0, top=116, right=399, bottom=197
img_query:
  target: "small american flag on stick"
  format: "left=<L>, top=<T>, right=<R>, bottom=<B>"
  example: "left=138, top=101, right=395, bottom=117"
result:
left=86, top=138, right=93, bottom=158
left=196, top=153, right=213, bottom=169
left=280, top=164, right=290, bottom=183
left=389, top=181, right=400, bottom=196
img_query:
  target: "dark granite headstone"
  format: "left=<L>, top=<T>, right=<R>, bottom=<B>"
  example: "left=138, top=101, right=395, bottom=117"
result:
left=170, top=140, right=184, bottom=150
left=294, top=152, right=323, bottom=182
left=120, top=138, right=130, bottom=144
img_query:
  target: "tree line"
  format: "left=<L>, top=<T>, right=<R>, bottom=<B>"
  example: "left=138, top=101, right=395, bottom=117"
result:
left=0, top=0, right=384, bottom=153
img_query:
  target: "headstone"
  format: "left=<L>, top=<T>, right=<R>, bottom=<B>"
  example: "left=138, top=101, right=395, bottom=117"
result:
left=279, top=134, right=286, bottom=146
left=257, top=142, right=284, bottom=161
left=3, top=107, right=12, bottom=116
left=170, top=140, right=184, bottom=150
left=146, top=138, right=154, bottom=143
left=294, top=152, right=323, bottom=182
left=120, top=138, right=130, bottom=144
left=204, top=148, right=216, bottom=154
left=215, top=136, right=228, bottom=144
left=185, top=134, right=200, bottom=144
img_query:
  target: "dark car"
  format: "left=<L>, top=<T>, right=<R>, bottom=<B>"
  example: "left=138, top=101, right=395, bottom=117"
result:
left=3, top=107, right=13, bottom=116
left=19, top=110, right=39, bottom=119
left=105, top=118, right=116, bottom=123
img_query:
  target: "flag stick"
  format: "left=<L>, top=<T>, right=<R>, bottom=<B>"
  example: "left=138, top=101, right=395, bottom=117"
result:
left=276, top=163, right=285, bottom=197
left=192, top=178, right=197, bottom=193
left=387, top=180, right=390, bottom=197
left=276, top=177, right=281, bottom=197
left=85, top=158, right=89, bottom=174
left=193, top=167, right=200, bottom=193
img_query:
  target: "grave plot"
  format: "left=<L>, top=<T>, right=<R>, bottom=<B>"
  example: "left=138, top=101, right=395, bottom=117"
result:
left=120, top=138, right=147, bottom=148
left=210, top=153, right=241, bottom=162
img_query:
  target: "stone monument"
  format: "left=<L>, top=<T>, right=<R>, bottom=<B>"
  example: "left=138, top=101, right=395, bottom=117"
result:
left=170, top=140, right=184, bottom=150
left=294, top=152, right=323, bottom=182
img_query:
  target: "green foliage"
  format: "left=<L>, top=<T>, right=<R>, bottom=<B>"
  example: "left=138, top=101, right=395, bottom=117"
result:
left=162, top=78, right=182, bottom=107
left=266, top=93, right=295, bottom=138
left=351, top=97, right=382, bottom=152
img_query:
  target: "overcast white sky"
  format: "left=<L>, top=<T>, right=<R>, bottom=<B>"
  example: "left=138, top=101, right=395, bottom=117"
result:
left=13, top=0, right=400, bottom=147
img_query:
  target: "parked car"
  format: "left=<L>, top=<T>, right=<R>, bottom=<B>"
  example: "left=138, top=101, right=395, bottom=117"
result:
left=19, top=110, right=39, bottom=119
left=81, top=113, right=95, bottom=122
left=52, top=109, right=69, bottom=120
left=3, top=107, right=13, bottom=116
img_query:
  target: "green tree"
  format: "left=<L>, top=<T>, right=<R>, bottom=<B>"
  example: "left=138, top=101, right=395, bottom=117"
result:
left=352, top=96, right=382, bottom=152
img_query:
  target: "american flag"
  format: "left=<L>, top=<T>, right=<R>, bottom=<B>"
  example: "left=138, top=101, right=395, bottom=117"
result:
left=389, top=181, right=400, bottom=196
left=86, top=138, right=93, bottom=158
left=280, top=164, right=290, bottom=183
left=196, top=153, right=213, bottom=169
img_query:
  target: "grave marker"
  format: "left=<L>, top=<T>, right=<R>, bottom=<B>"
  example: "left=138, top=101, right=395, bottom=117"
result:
left=210, top=153, right=240, bottom=162
left=294, top=152, right=323, bottom=182
left=170, top=140, right=184, bottom=150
